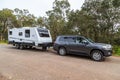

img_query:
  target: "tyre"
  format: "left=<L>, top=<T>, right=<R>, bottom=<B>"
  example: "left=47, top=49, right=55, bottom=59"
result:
left=58, top=47, right=66, bottom=56
left=29, top=46, right=32, bottom=49
left=15, top=44, right=20, bottom=49
left=23, top=45, right=28, bottom=49
left=13, top=44, right=15, bottom=46
left=91, top=50, right=104, bottom=61
left=42, top=47, right=47, bottom=51
left=26, top=46, right=32, bottom=49
left=19, top=44, right=24, bottom=50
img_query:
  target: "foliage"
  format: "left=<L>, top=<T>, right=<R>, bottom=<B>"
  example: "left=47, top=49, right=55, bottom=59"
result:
left=0, top=8, right=16, bottom=40
left=46, top=0, right=70, bottom=40
left=113, top=45, right=120, bottom=56
left=0, top=40, right=7, bottom=44
left=14, top=8, right=36, bottom=27
left=0, top=0, right=120, bottom=50
left=37, top=17, right=47, bottom=27
left=68, top=0, right=120, bottom=43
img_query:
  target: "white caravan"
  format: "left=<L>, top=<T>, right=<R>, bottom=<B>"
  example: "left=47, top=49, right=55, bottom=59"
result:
left=8, top=27, right=52, bottom=50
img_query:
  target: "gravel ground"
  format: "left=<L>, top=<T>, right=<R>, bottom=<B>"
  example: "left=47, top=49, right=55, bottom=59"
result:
left=0, top=44, right=120, bottom=80
left=0, top=74, right=9, bottom=80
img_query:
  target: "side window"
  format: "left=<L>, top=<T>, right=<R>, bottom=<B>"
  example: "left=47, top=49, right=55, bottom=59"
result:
left=67, top=37, right=76, bottom=43
left=59, top=37, right=76, bottom=43
left=19, top=32, right=23, bottom=36
left=59, top=37, right=65, bottom=41
left=25, top=30, right=30, bottom=38
left=9, top=31, right=12, bottom=35
left=76, top=37, right=86, bottom=44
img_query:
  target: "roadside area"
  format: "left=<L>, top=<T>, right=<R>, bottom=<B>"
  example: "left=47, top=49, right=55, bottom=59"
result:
left=0, top=44, right=120, bottom=80
left=0, top=74, right=9, bottom=80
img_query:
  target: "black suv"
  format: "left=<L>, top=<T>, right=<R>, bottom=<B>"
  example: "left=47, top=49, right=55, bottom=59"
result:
left=53, top=35, right=112, bottom=61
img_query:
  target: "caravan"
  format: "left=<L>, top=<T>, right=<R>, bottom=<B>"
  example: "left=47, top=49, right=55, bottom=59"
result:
left=8, top=27, right=52, bottom=50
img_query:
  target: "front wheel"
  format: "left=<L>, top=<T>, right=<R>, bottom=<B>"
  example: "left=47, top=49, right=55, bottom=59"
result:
left=91, top=50, right=104, bottom=61
left=58, top=47, right=66, bottom=56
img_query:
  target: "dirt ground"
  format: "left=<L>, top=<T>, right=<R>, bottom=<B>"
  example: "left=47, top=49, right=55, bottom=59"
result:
left=0, top=44, right=120, bottom=80
left=0, top=74, right=9, bottom=80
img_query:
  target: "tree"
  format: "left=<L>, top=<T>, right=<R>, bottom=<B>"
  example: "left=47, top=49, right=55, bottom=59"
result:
left=46, top=0, right=70, bottom=40
left=71, top=0, right=120, bottom=43
left=37, top=17, right=47, bottom=27
left=0, top=8, right=16, bottom=40
left=14, top=8, right=36, bottom=27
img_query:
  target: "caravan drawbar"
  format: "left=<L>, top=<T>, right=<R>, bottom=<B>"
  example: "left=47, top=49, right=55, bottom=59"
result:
left=8, top=27, right=53, bottom=50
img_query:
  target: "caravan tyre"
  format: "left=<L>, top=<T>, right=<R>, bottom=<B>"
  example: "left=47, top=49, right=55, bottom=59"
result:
left=16, top=44, right=20, bottom=49
left=20, top=45, right=24, bottom=50
left=42, top=47, right=47, bottom=51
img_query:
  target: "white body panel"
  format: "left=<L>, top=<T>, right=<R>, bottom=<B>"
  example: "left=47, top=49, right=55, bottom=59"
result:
left=8, top=27, right=52, bottom=47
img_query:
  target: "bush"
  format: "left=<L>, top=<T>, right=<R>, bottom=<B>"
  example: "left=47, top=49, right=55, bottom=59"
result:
left=0, top=40, right=8, bottom=44
left=114, top=38, right=120, bottom=45
left=113, top=45, right=120, bottom=56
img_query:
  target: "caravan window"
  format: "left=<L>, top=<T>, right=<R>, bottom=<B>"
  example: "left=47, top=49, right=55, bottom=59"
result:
left=19, top=32, right=23, bottom=36
left=37, top=28, right=50, bottom=37
left=9, top=31, right=12, bottom=35
left=25, top=30, right=30, bottom=38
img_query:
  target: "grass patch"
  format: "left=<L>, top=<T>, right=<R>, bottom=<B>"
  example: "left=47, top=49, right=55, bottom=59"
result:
left=0, top=40, right=7, bottom=44
left=113, top=45, right=120, bottom=56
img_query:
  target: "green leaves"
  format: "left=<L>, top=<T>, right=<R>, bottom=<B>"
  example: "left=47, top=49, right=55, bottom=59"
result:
left=0, top=0, right=120, bottom=44
left=112, top=0, right=120, bottom=8
left=0, top=8, right=16, bottom=40
left=14, top=8, right=36, bottom=27
left=46, top=0, right=70, bottom=40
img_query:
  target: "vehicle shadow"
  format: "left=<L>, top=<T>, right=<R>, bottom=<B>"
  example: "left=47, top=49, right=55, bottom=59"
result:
left=8, top=46, right=112, bottom=62
left=8, top=46, right=47, bottom=52
left=49, top=49, right=92, bottom=61
left=8, top=46, right=89, bottom=58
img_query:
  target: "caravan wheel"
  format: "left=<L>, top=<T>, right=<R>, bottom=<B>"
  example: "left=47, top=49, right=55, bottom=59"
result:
left=19, top=45, right=24, bottom=50
left=28, top=46, right=32, bottom=49
left=15, top=44, right=20, bottom=49
left=42, top=47, right=47, bottom=51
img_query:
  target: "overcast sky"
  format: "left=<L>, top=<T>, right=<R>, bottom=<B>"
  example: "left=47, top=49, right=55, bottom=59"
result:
left=0, top=0, right=85, bottom=17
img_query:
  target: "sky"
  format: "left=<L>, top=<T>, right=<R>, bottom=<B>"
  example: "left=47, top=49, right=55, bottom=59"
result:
left=0, top=0, right=85, bottom=17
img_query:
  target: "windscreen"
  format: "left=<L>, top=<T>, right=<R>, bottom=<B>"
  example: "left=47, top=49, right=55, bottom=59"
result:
left=37, top=28, right=50, bottom=37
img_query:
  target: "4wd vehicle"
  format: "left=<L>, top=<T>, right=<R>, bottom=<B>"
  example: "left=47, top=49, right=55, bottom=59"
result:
left=53, top=35, right=112, bottom=61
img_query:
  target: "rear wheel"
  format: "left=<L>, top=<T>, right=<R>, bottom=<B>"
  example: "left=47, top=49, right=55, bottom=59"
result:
left=29, top=46, right=32, bottom=49
left=91, top=50, right=104, bottom=61
left=19, top=44, right=24, bottom=50
left=42, top=46, right=47, bottom=51
left=58, top=47, right=66, bottom=56
left=23, top=45, right=32, bottom=49
left=15, top=44, right=20, bottom=49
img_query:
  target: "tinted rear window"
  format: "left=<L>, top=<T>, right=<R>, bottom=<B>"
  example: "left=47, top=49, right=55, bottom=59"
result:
left=59, top=37, right=65, bottom=41
left=59, top=37, right=76, bottom=42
